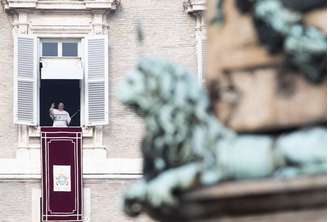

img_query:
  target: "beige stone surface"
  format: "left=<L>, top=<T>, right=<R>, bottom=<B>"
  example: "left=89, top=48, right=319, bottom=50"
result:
left=0, top=2, right=197, bottom=219
left=87, top=179, right=153, bottom=222
left=0, top=0, right=198, bottom=158
left=0, top=180, right=154, bottom=222
left=0, top=10, right=17, bottom=158
left=207, top=0, right=327, bottom=132
left=0, top=181, right=36, bottom=222
left=104, top=0, right=197, bottom=158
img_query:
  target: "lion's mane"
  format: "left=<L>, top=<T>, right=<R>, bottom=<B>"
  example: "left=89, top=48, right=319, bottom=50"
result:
left=118, top=58, right=234, bottom=179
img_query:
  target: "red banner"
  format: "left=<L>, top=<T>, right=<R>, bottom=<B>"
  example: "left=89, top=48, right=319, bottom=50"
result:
left=41, top=127, right=83, bottom=221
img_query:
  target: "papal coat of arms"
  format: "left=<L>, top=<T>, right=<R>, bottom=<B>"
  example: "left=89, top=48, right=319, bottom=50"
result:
left=53, top=165, right=71, bottom=192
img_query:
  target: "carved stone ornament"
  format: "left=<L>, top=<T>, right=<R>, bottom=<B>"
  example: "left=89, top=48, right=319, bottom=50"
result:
left=1, top=0, right=120, bottom=11
left=1, top=0, right=120, bottom=35
left=183, top=0, right=207, bottom=15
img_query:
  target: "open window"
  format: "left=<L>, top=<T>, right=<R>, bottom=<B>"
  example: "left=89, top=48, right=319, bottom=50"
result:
left=14, top=34, right=109, bottom=127
left=39, top=39, right=82, bottom=126
left=40, top=80, right=81, bottom=126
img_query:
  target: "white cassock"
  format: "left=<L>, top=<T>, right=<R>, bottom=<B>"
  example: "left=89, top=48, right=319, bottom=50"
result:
left=50, top=109, right=71, bottom=127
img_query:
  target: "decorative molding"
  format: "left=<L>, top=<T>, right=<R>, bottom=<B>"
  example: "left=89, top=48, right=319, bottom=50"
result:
left=0, top=157, right=143, bottom=180
left=184, top=0, right=207, bottom=81
left=83, top=188, right=91, bottom=222
left=183, top=0, right=206, bottom=15
left=1, top=0, right=120, bottom=11
left=2, top=0, right=120, bottom=34
left=0, top=174, right=142, bottom=180
left=11, top=11, right=111, bottom=35
left=28, top=126, right=94, bottom=138
left=32, top=188, right=41, bottom=222
left=28, top=24, right=93, bottom=35
left=195, top=15, right=207, bottom=81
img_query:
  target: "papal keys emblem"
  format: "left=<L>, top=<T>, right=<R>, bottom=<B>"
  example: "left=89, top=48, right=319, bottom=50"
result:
left=56, top=173, right=69, bottom=186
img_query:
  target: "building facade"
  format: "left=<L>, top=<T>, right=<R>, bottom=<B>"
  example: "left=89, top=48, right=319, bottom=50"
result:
left=0, top=0, right=206, bottom=221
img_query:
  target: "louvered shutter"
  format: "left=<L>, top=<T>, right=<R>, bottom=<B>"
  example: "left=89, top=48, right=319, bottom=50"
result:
left=202, top=37, right=207, bottom=78
left=84, top=35, right=109, bottom=126
left=14, top=35, right=38, bottom=125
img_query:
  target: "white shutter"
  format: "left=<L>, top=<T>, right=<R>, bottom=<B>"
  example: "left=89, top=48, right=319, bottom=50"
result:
left=14, top=35, right=38, bottom=125
left=202, top=37, right=207, bottom=78
left=84, top=35, right=109, bottom=126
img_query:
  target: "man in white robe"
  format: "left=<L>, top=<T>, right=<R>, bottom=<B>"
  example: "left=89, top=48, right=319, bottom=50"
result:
left=49, top=102, right=71, bottom=127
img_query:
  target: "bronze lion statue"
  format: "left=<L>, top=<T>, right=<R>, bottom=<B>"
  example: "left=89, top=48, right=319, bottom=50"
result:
left=117, top=58, right=326, bottom=218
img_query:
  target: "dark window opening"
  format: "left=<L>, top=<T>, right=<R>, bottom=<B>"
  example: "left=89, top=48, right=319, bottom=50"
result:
left=40, top=80, right=80, bottom=126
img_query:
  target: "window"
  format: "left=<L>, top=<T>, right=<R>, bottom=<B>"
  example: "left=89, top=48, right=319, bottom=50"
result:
left=42, top=42, right=58, bottom=56
left=40, top=39, right=82, bottom=126
left=40, top=39, right=83, bottom=79
left=62, top=42, right=78, bottom=57
left=14, top=34, right=109, bottom=127
left=41, top=40, right=79, bottom=57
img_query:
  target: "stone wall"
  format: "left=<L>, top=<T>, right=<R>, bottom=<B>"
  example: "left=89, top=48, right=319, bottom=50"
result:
left=0, top=180, right=154, bottom=222
left=0, top=181, right=35, bottom=221
left=87, top=179, right=152, bottom=222
left=0, top=10, right=17, bottom=158
left=104, top=0, right=197, bottom=158
left=0, top=0, right=197, bottom=158
left=0, top=1, right=197, bottom=221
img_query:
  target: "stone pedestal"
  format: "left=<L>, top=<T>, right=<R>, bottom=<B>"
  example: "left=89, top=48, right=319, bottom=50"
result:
left=206, top=0, right=327, bottom=132
left=153, top=175, right=326, bottom=222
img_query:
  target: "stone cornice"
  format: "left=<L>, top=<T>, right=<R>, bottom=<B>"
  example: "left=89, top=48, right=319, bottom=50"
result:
left=183, top=0, right=206, bottom=15
left=1, top=0, right=120, bottom=11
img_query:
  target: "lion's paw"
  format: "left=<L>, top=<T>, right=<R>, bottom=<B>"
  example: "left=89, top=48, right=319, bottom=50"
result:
left=146, top=178, right=177, bottom=208
left=124, top=180, right=147, bottom=216
left=125, top=180, right=147, bottom=200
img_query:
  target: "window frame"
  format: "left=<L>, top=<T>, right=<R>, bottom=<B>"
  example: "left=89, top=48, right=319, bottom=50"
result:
left=62, top=42, right=79, bottom=57
left=38, top=38, right=84, bottom=126
left=41, top=42, right=59, bottom=57
left=40, top=39, right=81, bottom=58
left=15, top=34, right=108, bottom=129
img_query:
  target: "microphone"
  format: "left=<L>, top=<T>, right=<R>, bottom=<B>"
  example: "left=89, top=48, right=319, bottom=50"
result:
left=71, top=109, right=80, bottom=119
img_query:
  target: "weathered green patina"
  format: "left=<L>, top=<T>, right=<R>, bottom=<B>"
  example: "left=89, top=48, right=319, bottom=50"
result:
left=118, top=57, right=326, bottom=217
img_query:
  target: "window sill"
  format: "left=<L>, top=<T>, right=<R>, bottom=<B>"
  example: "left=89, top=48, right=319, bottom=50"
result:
left=28, top=126, right=94, bottom=138
left=41, top=56, right=81, bottom=59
